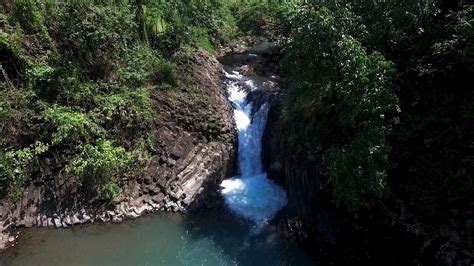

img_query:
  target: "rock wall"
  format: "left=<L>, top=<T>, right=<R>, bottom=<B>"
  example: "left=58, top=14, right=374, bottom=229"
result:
left=0, top=49, right=236, bottom=250
left=262, top=94, right=338, bottom=246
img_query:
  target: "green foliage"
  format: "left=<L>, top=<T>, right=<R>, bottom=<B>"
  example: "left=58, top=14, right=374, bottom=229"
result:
left=230, top=2, right=295, bottom=38
left=118, top=45, right=177, bottom=86
left=280, top=0, right=473, bottom=228
left=143, top=1, right=238, bottom=55
left=144, top=6, right=167, bottom=36
left=0, top=141, right=48, bottom=200
left=27, top=63, right=55, bottom=80
left=0, top=0, right=278, bottom=204
left=100, top=182, right=122, bottom=201
left=282, top=7, right=398, bottom=209
left=42, top=105, right=103, bottom=145
left=11, top=0, right=54, bottom=48
left=67, top=140, right=132, bottom=200
left=0, top=31, right=29, bottom=72
left=0, top=88, right=34, bottom=146
left=325, top=127, right=392, bottom=210
left=385, top=5, right=474, bottom=216
left=189, top=27, right=215, bottom=54
left=186, top=1, right=238, bottom=42
left=93, top=87, right=152, bottom=145
left=350, top=0, right=437, bottom=55
left=26, top=63, right=62, bottom=100
left=56, top=4, right=137, bottom=80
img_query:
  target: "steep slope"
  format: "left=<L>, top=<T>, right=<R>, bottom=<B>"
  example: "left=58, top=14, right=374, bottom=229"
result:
left=0, top=49, right=236, bottom=250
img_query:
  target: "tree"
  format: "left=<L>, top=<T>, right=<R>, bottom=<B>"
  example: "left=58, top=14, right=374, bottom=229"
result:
left=282, top=7, right=398, bottom=209
left=133, top=0, right=148, bottom=44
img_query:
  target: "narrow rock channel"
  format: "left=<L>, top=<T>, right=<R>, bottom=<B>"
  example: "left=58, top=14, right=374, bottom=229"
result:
left=220, top=68, right=287, bottom=228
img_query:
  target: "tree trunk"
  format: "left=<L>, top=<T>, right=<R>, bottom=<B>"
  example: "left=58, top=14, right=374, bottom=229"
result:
left=134, top=0, right=148, bottom=44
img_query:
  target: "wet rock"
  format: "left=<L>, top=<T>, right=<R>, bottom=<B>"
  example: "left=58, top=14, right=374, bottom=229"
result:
left=80, top=213, right=91, bottom=222
left=99, top=214, right=110, bottom=223
left=154, top=193, right=166, bottom=203
left=71, top=215, right=81, bottom=225
left=62, top=216, right=72, bottom=226
left=24, top=216, right=35, bottom=228
left=46, top=218, right=54, bottom=227
left=53, top=218, right=62, bottom=228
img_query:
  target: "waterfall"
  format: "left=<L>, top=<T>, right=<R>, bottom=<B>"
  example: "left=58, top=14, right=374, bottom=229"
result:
left=220, top=70, right=288, bottom=227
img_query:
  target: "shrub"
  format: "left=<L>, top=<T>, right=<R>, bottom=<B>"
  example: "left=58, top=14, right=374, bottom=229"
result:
left=0, top=88, right=34, bottom=146
left=66, top=140, right=132, bottom=200
left=325, top=127, right=392, bottom=210
left=26, top=63, right=62, bottom=100
left=0, top=141, right=48, bottom=200
left=100, top=182, right=122, bottom=201
left=0, top=31, right=29, bottom=79
left=93, top=86, right=152, bottom=144
left=190, top=27, right=215, bottom=54
left=11, top=0, right=54, bottom=47
left=145, top=1, right=237, bottom=54
left=118, top=45, right=177, bottom=86
left=144, top=6, right=167, bottom=39
left=187, top=1, right=238, bottom=42
left=56, top=4, right=137, bottom=80
left=42, top=105, right=103, bottom=145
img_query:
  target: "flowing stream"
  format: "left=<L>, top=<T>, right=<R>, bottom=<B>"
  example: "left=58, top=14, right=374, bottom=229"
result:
left=0, top=55, right=312, bottom=266
left=220, top=70, right=288, bottom=228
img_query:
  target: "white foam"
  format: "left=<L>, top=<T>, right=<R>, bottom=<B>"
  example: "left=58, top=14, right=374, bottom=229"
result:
left=221, top=70, right=288, bottom=227
left=221, top=173, right=288, bottom=224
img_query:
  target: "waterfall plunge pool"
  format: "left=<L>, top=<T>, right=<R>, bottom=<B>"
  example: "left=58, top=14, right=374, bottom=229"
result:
left=0, top=210, right=313, bottom=266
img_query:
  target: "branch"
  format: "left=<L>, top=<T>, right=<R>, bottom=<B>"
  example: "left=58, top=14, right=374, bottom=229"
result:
left=0, top=64, right=15, bottom=89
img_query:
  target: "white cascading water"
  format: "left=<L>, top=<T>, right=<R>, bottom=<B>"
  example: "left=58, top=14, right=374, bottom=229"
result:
left=220, top=70, right=288, bottom=227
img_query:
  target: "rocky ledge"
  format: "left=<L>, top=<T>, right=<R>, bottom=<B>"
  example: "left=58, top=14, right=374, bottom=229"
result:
left=0, top=49, right=236, bottom=250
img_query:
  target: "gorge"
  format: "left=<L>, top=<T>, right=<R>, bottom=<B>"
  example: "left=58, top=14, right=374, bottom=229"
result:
left=1, top=1, right=473, bottom=265
left=0, top=50, right=313, bottom=265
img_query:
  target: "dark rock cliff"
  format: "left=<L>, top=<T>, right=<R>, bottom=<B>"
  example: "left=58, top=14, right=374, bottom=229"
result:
left=262, top=89, right=338, bottom=246
left=0, top=49, right=236, bottom=249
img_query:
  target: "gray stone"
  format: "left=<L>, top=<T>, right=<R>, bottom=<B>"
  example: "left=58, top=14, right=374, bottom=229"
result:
left=24, top=216, right=35, bottom=228
left=112, top=216, right=123, bottom=223
left=82, top=213, right=91, bottom=221
left=144, top=176, right=153, bottom=185
left=53, top=218, right=62, bottom=228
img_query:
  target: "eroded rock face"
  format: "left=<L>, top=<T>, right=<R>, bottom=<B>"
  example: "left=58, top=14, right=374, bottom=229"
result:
left=261, top=88, right=337, bottom=245
left=0, top=49, right=236, bottom=250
